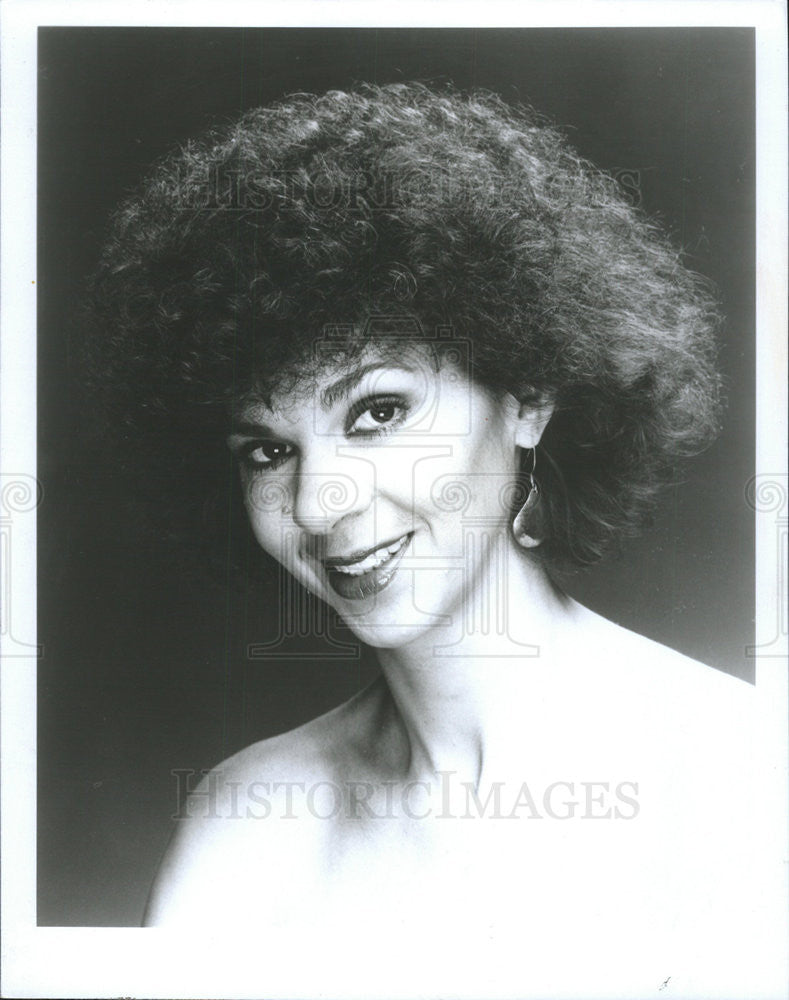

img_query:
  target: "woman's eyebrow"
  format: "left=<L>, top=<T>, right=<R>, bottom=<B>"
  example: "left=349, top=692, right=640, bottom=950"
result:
left=228, top=419, right=278, bottom=438
left=320, top=362, right=417, bottom=409
left=229, top=362, right=421, bottom=433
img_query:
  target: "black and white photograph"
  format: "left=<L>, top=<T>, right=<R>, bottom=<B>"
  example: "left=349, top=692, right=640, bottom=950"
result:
left=1, top=3, right=787, bottom=998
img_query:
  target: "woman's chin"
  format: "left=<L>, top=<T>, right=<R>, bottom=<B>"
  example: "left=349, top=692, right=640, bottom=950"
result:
left=344, top=624, right=420, bottom=650
left=331, top=603, right=435, bottom=650
left=327, top=587, right=450, bottom=650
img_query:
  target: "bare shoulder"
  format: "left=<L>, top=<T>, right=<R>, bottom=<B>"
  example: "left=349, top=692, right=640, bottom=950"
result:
left=143, top=677, right=388, bottom=927
left=556, top=605, right=758, bottom=785
left=576, top=609, right=758, bottom=798
left=591, top=616, right=766, bottom=963
left=586, top=607, right=755, bottom=717
left=220, top=672, right=394, bottom=784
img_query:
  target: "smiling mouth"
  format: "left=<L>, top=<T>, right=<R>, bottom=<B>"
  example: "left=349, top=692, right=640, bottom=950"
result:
left=324, top=532, right=413, bottom=600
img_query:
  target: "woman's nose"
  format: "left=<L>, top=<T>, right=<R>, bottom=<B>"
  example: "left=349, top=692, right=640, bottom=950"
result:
left=291, top=445, right=374, bottom=534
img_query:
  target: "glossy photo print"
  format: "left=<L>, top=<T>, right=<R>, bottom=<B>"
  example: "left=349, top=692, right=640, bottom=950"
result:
left=1, top=11, right=785, bottom=1000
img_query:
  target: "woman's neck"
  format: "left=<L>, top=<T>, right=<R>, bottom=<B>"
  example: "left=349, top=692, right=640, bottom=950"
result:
left=375, top=542, right=590, bottom=787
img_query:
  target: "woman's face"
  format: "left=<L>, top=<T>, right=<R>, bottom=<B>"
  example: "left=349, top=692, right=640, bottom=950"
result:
left=228, top=344, right=550, bottom=649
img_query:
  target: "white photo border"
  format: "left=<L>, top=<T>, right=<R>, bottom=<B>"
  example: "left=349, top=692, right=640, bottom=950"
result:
left=1, top=2, right=786, bottom=998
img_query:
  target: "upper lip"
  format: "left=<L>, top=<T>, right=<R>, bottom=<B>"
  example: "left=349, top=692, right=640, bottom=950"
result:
left=322, top=532, right=412, bottom=568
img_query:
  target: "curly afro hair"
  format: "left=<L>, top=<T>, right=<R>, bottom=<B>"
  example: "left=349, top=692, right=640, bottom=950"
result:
left=85, top=81, right=722, bottom=574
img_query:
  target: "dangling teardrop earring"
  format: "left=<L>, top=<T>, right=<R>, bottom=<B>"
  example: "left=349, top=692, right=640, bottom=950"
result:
left=512, top=447, right=542, bottom=549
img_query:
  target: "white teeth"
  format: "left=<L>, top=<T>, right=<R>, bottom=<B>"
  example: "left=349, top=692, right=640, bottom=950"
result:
left=331, top=534, right=408, bottom=575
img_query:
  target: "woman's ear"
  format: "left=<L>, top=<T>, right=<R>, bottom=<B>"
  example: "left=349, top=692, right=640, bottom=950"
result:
left=513, top=398, right=554, bottom=450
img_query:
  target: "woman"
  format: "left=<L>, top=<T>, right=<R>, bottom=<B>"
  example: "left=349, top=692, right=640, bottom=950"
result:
left=88, top=84, right=760, bottom=993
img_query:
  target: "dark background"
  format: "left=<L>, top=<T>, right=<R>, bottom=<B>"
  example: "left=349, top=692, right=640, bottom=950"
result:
left=38, top=27, right=755, bottom=926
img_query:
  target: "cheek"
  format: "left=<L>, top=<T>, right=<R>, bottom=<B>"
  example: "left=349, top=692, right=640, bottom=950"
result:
left=409, top=426, right=517, bottom=524
left=242, top=480, right=293, bottom=563
left=244, top=509, right=284, bottom=564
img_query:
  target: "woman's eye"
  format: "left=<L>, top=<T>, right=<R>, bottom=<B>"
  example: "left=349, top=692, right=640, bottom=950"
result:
left=349, top=397, right=407, bottom=434
left=241, top=440, right=294, bottom=469
left=368, top=402, right=397, bottom=424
